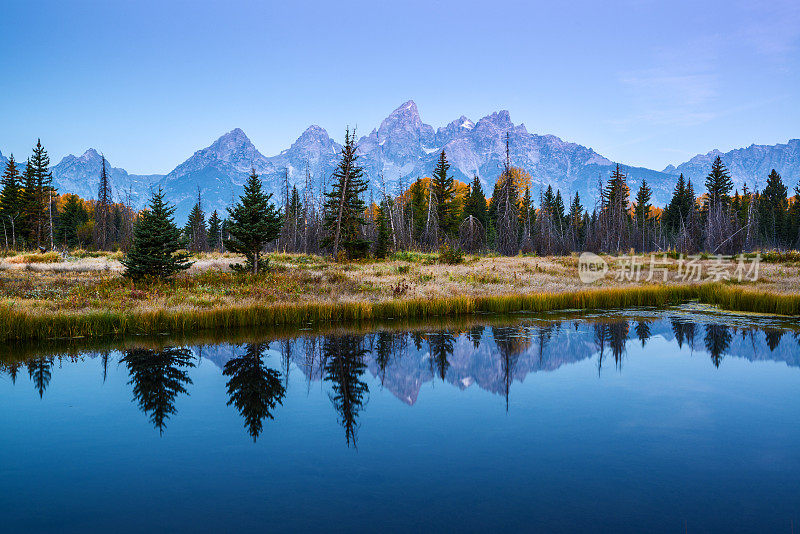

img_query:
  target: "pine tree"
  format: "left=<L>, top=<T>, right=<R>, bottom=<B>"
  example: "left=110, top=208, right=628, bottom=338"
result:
left=634, top=179, right=653, bottom=249
left=55, top=194, right=90, bottom=248
left=322, top=129, right=369, bottom=259
left=664, top=174, right=688, bottom=236
left=208, top=210, right=222, bottom=251
left=568, top=191, right=584, bottom=247
left=431, top=150, right=455, bottom=236
left=0, top=155, right=22, bottom=249
left=25, top=139, right=54, bottom=249
left=184, top=189, right=208, bottom=252
left=374, top=199, right=390, bottom=259
left=121, top=187, right=192, bottom=281
left=463, top=176, right=488, bottom=229
left=95, top=155, right=113, bottom=250
left=225, top=169, right=282, bottom=274
left=759, top=169, right=788, bottom=247
left=704, top=156, right=733, bottom=213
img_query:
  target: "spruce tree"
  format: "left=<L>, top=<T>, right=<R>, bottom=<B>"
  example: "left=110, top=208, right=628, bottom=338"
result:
left=759, top=169, right=788, bottom=246
left=56, top=194, right=89, bottom=248
left=431, top=150, right=455, bottom=236
left=184, top=189, right=208, bottom=252
left=0, top=155, right=22, bottom=249
left=121, top=187, right=191, bottom=281
left=225, top=169, right=282, bottom=274
left=26, top=139, right=54, bottom=248
left=374, top=199, right=390, bottom=259
left=704, top=156, right=733, bottom=213
left=95, top=155, right=113, bottom=250
left=208, top=210, right=222, bottom=251
left=463, top=176, right=488, bottom=229
left=322, top=129, right=369, bottom=259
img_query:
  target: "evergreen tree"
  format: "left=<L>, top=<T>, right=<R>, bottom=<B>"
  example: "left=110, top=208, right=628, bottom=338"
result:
left=322, top=129, right=369, bottom=259
left=225, top=169, right=282, bottom=273
left=463, top=176, right=488, bottom=228
left=664, top=174, right=688, bottom=235
left=374, top=199, right=390, bottom=259
left=409, top=178, right=428, bottom=241
left=568, top=191, right=584, bottom=247
left=95, top=155, right=113, bottom=250
left=0, top=155, right=22, bottom=249
left=184, top=189, right=208, bottom=252
left=704, top=156, right=733, bottom=213
left=759, top=169, right=788, bottom=246
left=431, top=150, right=455, bottom=236
left=634, top=179, right=653, bottom=249
left=25, top=139, right=55, bottom=248
left=121, top=188, right=192, bottom=281
left=208, top=210, right=222, bottom=251
left=56, top=194, right=90, bottom=248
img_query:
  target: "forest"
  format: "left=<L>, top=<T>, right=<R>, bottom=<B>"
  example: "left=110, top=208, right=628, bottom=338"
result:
left=3, top=133, right=800, bottom=263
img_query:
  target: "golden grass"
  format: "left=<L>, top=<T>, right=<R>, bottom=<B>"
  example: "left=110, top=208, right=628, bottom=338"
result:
left=6, top=251, right=62, bottom=264
left=0, top=283, right=746, bottom=343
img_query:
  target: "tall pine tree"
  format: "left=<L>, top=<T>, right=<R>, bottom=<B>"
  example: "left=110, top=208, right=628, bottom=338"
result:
left=225, top=169, right=282, bottom=274
left=0, top=155, right=22, bottom=249
left=431, top=150, right=456, bottom=236
left=322, top=129, right=369, bottom=259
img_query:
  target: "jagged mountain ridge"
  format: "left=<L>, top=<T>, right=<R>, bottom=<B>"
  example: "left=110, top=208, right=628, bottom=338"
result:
left=50, top=149, right=163, bottom=207
left=665, top=139, right=800, bottom=194
left=4, top=100, right=798, bottom=221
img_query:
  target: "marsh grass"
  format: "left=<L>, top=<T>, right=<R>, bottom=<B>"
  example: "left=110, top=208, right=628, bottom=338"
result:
left=6, top=252, right=62, bottom=264
left=0, top=283, right=731, bottom=342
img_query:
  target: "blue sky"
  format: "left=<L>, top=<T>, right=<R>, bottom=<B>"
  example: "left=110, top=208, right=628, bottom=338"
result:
left=1, top=0, right=798, bottom=174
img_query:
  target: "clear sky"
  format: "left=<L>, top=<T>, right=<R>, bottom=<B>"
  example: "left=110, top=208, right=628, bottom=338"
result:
left=1, top=0, right=798, bottom=174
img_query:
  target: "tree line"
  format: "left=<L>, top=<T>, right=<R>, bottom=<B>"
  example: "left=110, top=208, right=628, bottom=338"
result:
left=4, top=133, right=800, bottom=270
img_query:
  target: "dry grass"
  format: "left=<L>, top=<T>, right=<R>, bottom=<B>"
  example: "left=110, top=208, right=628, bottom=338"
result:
left=0, top=251, right=798, bottom=341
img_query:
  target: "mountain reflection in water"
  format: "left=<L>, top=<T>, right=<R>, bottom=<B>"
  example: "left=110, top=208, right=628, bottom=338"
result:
left=2, top=313, right=799, bottom=447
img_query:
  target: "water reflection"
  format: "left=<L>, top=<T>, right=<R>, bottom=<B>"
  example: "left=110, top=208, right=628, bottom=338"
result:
left=322, top=335, right=369, bottom=447
left=121, top=347, right=195, bottom=433
left=223, top=343, right=285, bottom=441
left=3, top=312, right=800, bottom=444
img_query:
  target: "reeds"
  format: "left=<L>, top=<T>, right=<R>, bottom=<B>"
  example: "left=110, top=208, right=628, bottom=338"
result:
left=0, top=282, right=795, bottom=343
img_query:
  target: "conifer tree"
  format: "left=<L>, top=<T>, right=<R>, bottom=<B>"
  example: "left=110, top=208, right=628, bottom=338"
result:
left=185, top=189, right=208, bottom=252
left=431, top=150, right=455, bottom=236
left=56, top=194, right=90, bottom=248
left=95, top=155, right=113, bottom=250
left=634, top=179, right=653, bottom=249
left=0, top=155, right=22, bottom=249
left=225, top=169, right=282, bottom=274
left=568, top=191, right=584, bottom=247
left=759, top=169, right=788, bottom=246
left=374, top=199, right=390, bottom=259
left=704, top=156, right=733, bottom=213
left=322, top=129, right=369, bottom=259
left=122, top=188, right=191, bottom=281
left=25, top=140, right=54, bottom=248
left=463, top=176, right=488, bottom=229
left=208, top=210, right=222, bottom=251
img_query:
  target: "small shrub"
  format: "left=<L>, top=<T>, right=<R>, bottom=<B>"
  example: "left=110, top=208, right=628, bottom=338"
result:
left=438, top=244, right=464, bottom=265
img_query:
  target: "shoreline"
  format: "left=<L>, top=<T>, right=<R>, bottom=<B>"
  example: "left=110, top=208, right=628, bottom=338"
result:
left=2, top=282, right=798, bottom=343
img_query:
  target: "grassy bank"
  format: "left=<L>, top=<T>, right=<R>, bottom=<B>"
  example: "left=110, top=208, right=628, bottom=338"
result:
left=1, top=282, right=796, bottom=342
left=1, top=252, right=799, bottom=342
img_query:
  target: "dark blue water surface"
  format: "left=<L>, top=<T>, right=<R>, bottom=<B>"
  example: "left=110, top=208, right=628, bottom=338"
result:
left=1, top=308, right=799, bottom=533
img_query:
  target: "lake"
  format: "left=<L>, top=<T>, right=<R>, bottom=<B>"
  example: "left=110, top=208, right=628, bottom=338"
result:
left=1, top=307, right=799, bottom=533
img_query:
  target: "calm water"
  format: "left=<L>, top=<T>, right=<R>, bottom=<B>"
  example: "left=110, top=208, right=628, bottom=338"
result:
left=1, top=308, right=799, bottom=533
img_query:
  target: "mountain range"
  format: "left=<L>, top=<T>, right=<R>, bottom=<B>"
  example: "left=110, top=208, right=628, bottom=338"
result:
left=2, top=101, right=798, bottom=221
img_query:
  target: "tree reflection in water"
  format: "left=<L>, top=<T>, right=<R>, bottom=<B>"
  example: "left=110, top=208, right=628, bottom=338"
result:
left=27, top=357, right=54, bottom=398
left=121, top=347, right=195, bottom=433
left=323, top=335, right=369, bottom=448
left=704, top=324, right=732, bottom=368
left=223, top=343, right=286, bottom=442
